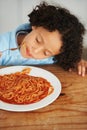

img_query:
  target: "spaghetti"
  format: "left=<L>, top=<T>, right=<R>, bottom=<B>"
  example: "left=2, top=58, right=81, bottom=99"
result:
left=0, top=68, right=54, bottom=104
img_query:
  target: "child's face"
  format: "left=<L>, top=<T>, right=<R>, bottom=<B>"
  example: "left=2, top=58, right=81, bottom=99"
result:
left=20, top=26, right=62, bottom=59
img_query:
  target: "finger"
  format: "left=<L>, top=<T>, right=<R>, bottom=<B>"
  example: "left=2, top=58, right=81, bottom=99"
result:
left=81, top=66, right=86, bottom=77
left=78, top=65, right=82, bottom=75
left=0, top=52, right=2, bottom=57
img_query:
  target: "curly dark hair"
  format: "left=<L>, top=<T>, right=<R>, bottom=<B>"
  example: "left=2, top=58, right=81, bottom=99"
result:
left=28, top=1, right=85, bottom=70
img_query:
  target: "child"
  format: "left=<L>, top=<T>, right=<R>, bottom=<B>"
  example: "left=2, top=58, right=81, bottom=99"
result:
left=0, top=2, right=87, bottom=76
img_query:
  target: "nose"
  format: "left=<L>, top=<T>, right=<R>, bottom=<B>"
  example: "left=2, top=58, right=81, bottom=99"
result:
left=33, top=46, right=44, bottom=54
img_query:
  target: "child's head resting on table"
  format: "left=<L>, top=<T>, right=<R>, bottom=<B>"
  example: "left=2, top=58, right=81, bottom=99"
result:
left=19, top=2, right=85, bottom=71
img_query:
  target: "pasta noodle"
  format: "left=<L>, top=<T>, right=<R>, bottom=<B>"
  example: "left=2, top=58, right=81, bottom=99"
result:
left=0, top=68, right=54, bottom=104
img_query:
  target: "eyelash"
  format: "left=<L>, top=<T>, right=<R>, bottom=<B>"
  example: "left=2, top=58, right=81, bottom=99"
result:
left=36, top=37, right=52, bottom=56
left=44, top=50, right=51, bottom=56
left=36, top=37, right=41, bottom=44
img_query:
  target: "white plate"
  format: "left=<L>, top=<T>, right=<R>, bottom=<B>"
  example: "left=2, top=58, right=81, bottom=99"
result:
left=0, top=66, right=61, bottom=112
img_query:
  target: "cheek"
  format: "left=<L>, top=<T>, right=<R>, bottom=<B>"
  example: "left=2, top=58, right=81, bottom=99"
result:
left=24, top=35, right=35, bottom=47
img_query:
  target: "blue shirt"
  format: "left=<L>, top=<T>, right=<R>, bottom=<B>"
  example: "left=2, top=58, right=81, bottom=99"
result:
left=0, top=23, right=55, bottom=66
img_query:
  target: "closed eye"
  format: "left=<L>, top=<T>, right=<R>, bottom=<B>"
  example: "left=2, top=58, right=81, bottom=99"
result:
left=36, top=37, right=42, bottom=44
left=44, top=50, right=52, bottom=56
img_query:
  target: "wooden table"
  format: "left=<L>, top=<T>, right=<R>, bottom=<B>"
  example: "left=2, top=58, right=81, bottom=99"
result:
left=0, top=64, right=87, bottom=130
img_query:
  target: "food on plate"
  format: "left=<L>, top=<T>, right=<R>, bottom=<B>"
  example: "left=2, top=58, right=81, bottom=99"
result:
left=0, top=68, right=54, bottom=104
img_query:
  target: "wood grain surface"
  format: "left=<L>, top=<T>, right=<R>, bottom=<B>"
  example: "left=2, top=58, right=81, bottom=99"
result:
left=0, top=64, right=87, bottom=130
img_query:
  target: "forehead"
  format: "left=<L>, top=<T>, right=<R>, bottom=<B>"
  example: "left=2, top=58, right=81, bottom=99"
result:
left=34, top=26, right=62, bottom=39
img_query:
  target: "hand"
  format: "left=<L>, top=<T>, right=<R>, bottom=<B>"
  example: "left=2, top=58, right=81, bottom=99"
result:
left=77, top=59, right=87, bottom=77
left=0, top=52, right=2, bottom=57
left=69, top=59, right=87, bottom=76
